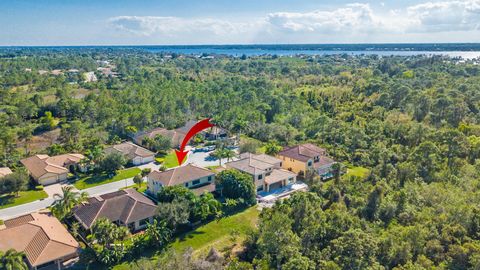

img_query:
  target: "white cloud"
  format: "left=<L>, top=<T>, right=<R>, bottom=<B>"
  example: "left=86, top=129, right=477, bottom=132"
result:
left=107, top=1, right=480, bottom=43
left=109, top=16, right=261, bottom=37
left=407, top=0, right=480, bottom=32
left=266, top=4, right=384, bottom=33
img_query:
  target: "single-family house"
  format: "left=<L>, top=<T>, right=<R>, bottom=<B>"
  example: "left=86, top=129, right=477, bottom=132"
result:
left=21, top=154, right=85, bottom=185
left=277, top=143, right=336, bottom=178
left=73, top=188, right=157, bottom=232
left=225, top=153, right=297, bottom=192
left=204, top=126, right=228, bottom=141
left=132, top=127, right=184, bottom=148
left=147, top=164, right=215, bottom=196
left=0, top=167, right=13, bottom=178
left=0, top=211, right=80, bottom=270
left=105, top=142, right=155, bottom=165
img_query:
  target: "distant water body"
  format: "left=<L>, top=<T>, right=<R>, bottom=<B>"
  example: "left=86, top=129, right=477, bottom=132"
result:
left=141, top=44, right=480, bottom=59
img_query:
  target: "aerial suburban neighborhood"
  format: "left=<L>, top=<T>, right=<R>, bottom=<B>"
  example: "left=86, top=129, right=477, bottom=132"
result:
left=3, top=6, right=480, bottom=267
left=0, top=115, right=339, bottom=269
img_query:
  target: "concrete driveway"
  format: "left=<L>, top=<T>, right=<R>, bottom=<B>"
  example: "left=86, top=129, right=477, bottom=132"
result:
left=186, top=147, right=239, bottom=167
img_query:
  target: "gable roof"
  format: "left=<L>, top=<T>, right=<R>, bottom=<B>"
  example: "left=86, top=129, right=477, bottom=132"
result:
left=0, top=211, right=79, bottom=267
left=20, top=154, right=84, bottom=179
left=278, top=143, right=326, bottom=162
left=0, top=167, right=13, bottom=178
left=227, top=153, right=280, bottom=176
left=148, top=164, right=214, bottom=187
left=73, top=188, right=157, bottom=229
left=106, top=142, right=155, bottom=160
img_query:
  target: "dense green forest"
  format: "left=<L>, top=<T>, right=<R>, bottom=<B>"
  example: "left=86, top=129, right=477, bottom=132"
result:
left=1, top=49, right=480, bottom=269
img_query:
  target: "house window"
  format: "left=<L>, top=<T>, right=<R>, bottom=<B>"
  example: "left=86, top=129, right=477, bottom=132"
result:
left=192, top=179, right=200, bottom=185
left=258, top=175, right=263, bottom=180
left=208, top=176, right=212, bottom=182
left=185, top=182, right=189, bottom=187
left=308, top=161, right=313, bottom=166
left=280, top=162, right=282, bottom=167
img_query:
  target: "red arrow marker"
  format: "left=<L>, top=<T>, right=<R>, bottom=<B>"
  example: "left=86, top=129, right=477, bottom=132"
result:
left=175, top=118, right=214, bottom=165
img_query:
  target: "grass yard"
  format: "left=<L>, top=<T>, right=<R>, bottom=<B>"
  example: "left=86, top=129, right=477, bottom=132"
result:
left=345, top=166, right=370, bottom=178
left=0, top=189, right=48, bottom=209
left=162, top=150, right=183, bottom=168
left=73, top=167, right=141, bottom=190
left=111, top=207, right=259, bottom=270
left=121, top=182, right=148, bottom=193
left=171, top=207, right=259, bottom=255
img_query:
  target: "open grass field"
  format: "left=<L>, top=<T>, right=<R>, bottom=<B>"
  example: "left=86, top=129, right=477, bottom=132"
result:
left=345, top=166, right=370, bottom=178
left=73, top=167, right=141, bottom=190
left=111, top=207, right=259, bottom=270
left=0, top=189, right=48, bottom=209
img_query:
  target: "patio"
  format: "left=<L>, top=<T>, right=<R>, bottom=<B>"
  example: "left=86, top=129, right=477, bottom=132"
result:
left=257, top=181, right=308, bottom=203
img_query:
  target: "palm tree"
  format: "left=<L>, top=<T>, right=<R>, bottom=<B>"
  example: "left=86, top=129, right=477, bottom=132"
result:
left=51, top=186, right=88, bottom=221
left=145, top=219, right=172, bottom=247
left=223, top=149, right=236, bottom=163
left=0, top=249, right=28, bottom=270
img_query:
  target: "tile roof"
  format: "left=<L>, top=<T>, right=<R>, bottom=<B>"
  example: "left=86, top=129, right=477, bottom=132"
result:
left=106, top=142, right=155, bottom=160
left=313, top=156, right=336, bottom=168
left=0, top=211, right=79, bottom=267
left=20, top=154, right=84, bottom=179
left=278, top=143, right=326, bottom=162
left=264, top=169, right=296, bottom=185
left=0, top=167, right=13, bottom=177
left=227, top=153, right=281, bottom=176
left=148, top=164, right=214, bottom=187
left=73, top=188, right=157, bottom=229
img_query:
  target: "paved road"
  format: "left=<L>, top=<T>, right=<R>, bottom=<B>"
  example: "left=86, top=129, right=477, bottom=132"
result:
left=0, top=177, right=140, bottom=220
left=0, top=197, right=55, bottom=220
left=0, top=147, right=236, bottom=220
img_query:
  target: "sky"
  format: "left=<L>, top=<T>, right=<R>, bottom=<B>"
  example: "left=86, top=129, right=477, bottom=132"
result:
left=1, top=0, right=479, bottom=45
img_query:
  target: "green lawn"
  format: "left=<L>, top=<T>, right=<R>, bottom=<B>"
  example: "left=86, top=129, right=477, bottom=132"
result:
left=121, top=182, right=148, bottom=193
left=161, top=150, right=187, bottom=168
left=0, top=189, right=48, bottom=209
left=111, top=207, right=259, bottom=270
left=345, top=166, right=370, bottom=178
left=73, top=167, right=142, bottom=190
left=171, top=207, right=259, bottom=255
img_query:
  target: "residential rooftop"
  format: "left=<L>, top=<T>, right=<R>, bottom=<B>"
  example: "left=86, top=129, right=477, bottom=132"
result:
left=0, top=211, right=79, bottom=268
left=278, top=143, right=327, bottom=162
left=73, top=188, right=157, bottom=229
left=20, top=153, right=84, bottom=179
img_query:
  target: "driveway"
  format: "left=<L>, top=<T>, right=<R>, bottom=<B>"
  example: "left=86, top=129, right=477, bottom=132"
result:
left=186, top=147, right=239, bottom=167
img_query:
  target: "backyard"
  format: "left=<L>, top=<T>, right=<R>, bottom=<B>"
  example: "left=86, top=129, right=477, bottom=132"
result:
left=112, top=206, right=259, bottom=270
left=0, top=189, right=48, bottom=209
left=73, top=167, right=142, bottom=190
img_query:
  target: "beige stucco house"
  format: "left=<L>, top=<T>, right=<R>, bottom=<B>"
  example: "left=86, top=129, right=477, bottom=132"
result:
left=105, top=142, right=155, bottom=165
left=226, top=153, right=297, bottom=192
left=147, top=164, right=216, bottom=196
left=20, top=154, right=85, bottom=185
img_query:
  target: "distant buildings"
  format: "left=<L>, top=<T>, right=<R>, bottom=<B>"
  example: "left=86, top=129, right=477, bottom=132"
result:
left=73, top=189, right=157, bottom=232
left=226, top=153, right=297, bottom=192
left=20, top=154, right=85, bottom=185
left=147, top=164, right=216, bottom=196
left=0, top=211, right=80, bottom=270
left=105, top=142, right=155, bottom=165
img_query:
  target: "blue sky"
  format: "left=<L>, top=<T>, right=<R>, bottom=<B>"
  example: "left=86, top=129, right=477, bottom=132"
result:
left=1, top=0, right=479, bottom=45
